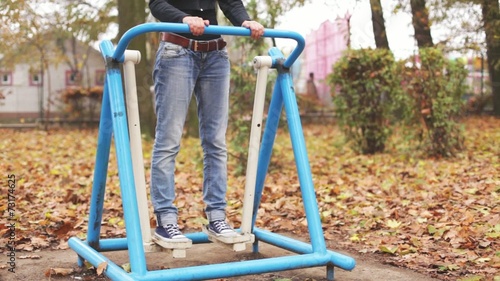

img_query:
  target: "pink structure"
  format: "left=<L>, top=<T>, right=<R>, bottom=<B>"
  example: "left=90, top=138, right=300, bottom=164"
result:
left=304, top=15, right=350, bottom=104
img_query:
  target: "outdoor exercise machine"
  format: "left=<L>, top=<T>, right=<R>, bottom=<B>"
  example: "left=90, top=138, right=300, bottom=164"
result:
left=68, top=23, right=356, bottom=281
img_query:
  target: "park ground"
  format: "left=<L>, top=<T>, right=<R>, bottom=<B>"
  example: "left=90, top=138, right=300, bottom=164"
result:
left=0, top=116, right=499, bottom=280
left=2, top=234, right=440, bottom=281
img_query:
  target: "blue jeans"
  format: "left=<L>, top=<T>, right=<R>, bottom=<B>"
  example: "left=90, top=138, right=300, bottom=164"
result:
left=151, top=41, right=230, bottom=226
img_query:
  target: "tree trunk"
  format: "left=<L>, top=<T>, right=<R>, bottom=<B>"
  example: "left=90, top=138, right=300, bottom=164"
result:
left=44, top=59, right=52, bottom=131
left=370, top=0, right=390, bottom=49
left=410, top=0, right=434, bottom=48
left=481, top=0, right=500, bottom=116
left=117, top=0, right=156, bottom=137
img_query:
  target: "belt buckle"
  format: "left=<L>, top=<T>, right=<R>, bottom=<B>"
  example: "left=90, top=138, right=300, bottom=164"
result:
left=193, top=40, right=199, bottom=51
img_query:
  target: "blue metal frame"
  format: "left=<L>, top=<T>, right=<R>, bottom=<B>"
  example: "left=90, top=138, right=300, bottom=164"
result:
left=68, top=22, right=355, bottom=281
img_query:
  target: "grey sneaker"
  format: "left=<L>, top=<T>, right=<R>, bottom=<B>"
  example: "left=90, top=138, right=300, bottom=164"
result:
left=207, top=220, right=238, bottom=238
left=154, top=224, right=190, bottom=242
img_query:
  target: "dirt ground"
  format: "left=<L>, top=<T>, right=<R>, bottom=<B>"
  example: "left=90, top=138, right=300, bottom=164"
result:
left=1, top=237, right=440, bottom=281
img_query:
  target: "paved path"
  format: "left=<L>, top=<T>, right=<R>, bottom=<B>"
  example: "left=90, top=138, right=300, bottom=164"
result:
left=2, top=241, right=439, bottom=281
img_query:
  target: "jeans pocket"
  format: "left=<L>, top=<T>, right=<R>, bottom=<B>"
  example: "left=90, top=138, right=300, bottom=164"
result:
left=160, top=42, right=186, bottom=59
left=216, top=47, right=229, bottom=60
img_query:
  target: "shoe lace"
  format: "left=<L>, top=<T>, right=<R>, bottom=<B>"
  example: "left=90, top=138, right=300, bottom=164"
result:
left=212, top=220, right=231, bottom=232
left=165, top=224, right=182, bottom=237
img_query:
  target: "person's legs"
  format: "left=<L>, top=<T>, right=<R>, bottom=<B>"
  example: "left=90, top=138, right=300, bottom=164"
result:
left=152, top=43, right=236, bottom=239
left=195, top=48, right=236, bottom=237
left=151, top=42, right=198, bottom=240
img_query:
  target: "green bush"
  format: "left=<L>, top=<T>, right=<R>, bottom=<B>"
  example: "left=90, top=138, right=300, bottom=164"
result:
left=327, top=48, right=403, bottom=154
left=228, top=62, right=258, bottom=176
left=399, top=48, right=467, bottom=157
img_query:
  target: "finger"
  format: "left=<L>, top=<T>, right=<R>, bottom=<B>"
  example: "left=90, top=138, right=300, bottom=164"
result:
left=192, top=24, right=205, bottom=35
left=187, top=17, right=206, bottom=36
left=252, top=30, right=260, bottom=40
left=189, top=25, right=199, bottom=35
left=251, top=26, right=264, bottom=39
left=252, top=24, right=264, bottom=39
left=192, top=25, right=204, bottom=35
left=241, top=21, right=264, bottom=39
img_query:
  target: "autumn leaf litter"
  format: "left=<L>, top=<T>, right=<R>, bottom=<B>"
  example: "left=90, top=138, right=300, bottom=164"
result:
left=0, top=117, right=499, bottom=280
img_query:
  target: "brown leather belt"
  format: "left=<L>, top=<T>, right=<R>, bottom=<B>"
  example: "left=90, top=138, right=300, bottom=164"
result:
left=160, top=32, right=226, bottom=52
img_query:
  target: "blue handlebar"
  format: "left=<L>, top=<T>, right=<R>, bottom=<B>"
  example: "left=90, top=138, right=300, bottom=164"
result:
left=112, top=23, right=305, bottom=68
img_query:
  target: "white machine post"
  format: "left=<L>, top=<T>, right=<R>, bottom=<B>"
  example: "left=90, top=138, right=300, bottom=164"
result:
left=123, top=50, right=190, bottom=258
left=123, top=50, right=151, bottom=248
left=240, top=56, right=273, bottom=235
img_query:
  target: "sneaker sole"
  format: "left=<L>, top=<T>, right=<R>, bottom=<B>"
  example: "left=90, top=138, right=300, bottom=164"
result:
left=201, top=225, right=254, bottom=248
left=202, top=224, right=238, bottom=238
left=153, top=232, right=192, bottom=243
left=152, top=233, right=192, bottom=251
left=208, top=228, right=238, bottom=238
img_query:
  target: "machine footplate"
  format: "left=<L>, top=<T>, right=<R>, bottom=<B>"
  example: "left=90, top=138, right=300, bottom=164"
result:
left=202, top=225, right=255, bottom=252
left=151, top=235, right=192, bottom=258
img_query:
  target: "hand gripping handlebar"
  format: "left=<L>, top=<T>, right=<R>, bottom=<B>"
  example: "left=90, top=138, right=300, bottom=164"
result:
left=108, top=23, right=305, bottom=68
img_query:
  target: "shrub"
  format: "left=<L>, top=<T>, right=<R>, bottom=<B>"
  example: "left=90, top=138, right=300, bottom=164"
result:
left=327, top=48, right=403, bottom=154
left=399, top=48, right=467, bottom=157
left=61, top=86, right=103, bottom=121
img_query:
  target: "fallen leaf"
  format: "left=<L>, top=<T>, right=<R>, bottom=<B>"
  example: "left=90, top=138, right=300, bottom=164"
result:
left=121, top=263, right=131, bottom=273
left=386, top=219, right=402, bottom=229
left=379, top=245, right=398, bottom=255
left=31, top=237, right=50, bottom=248
left=96, top=261, right=108, bottom=276
left=44, top=267, right=75, bottom=277
left=19, top=255, right=41, bottom=259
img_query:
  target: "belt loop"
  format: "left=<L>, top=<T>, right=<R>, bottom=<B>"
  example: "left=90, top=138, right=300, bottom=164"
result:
left=215, top=40, right=219, bottom=50
left=188, top=39, right=193, bottom=50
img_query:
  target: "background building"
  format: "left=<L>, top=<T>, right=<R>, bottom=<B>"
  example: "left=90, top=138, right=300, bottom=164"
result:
left=0, top=41, right=104, bottom=123
left=302, top=16, right=350, bottom=105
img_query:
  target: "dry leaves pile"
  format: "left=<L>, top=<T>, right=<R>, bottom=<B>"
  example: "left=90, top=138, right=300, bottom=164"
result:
left=0, top=116, right=498, bottom=281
